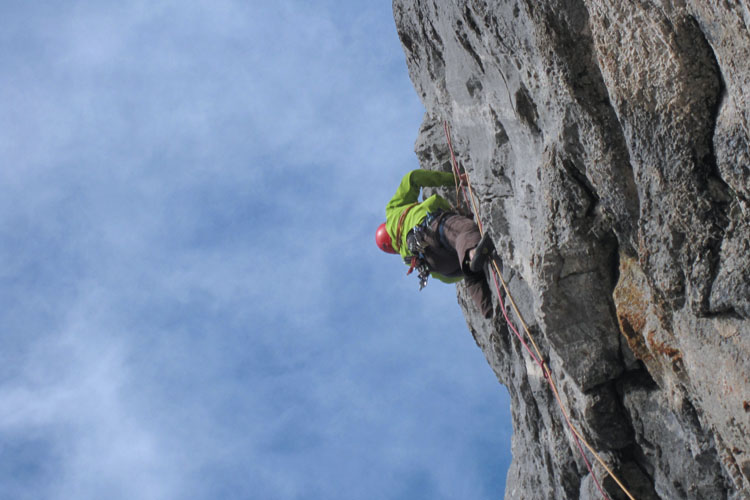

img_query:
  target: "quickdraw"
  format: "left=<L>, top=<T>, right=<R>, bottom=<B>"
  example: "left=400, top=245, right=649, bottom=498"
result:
left=405, top=255, right=430, bottom=290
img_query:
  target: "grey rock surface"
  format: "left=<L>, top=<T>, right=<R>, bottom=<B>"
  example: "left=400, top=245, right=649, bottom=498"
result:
left=393, top=1, right=750, bottom=498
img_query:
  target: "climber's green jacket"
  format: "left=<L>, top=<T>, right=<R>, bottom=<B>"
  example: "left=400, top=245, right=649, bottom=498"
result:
left=385, top=169, right=462, bottom=284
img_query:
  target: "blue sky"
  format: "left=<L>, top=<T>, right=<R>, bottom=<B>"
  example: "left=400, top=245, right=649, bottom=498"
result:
left=0, top=1, right=511, bottom=499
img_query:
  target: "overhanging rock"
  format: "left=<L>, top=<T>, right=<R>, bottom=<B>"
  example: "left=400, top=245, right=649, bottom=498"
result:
left=393, top=1, right=750, bottom=498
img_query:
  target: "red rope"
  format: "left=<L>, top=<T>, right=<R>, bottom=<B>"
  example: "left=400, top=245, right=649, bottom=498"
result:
left=490, top=266, right=609, bottom=499
left=443, top=121, right=472, bottom=217
left=489, top=269, right=544, bottom=369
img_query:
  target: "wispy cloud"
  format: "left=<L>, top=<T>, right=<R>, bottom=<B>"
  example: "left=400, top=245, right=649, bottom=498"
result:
left=0, top=1, right=510, bottom=499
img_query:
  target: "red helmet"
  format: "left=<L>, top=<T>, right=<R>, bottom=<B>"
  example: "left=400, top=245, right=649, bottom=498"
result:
left=376, top=223, right=397, bottom=254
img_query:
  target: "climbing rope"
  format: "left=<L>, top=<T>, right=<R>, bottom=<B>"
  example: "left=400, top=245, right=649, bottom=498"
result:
left=444, top=121, right=472, bottom=216
left=443, top=121, right=637, bottom=500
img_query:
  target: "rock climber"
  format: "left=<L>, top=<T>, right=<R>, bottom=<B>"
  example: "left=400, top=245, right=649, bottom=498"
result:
left=376, top=168, right=495, bottom=318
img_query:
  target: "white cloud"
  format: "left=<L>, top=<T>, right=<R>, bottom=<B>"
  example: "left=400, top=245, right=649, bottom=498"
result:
left=0, top=293, right=180, bottom=499
left=0, top=1, right=511, bottom=498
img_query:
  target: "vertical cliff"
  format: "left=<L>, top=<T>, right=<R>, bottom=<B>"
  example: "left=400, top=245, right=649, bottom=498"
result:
left=393, top=1, right=750, bottom=498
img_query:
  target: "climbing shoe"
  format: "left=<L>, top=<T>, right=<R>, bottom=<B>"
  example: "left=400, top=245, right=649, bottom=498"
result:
left=470, top=232, right=495, bottom=273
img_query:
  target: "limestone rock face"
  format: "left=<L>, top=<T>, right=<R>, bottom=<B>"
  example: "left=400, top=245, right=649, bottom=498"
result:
left=394, top=1, right=750, bottom=498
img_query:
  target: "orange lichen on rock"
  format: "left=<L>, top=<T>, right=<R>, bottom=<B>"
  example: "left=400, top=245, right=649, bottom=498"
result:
left=613, top=255, right=654, bottom=362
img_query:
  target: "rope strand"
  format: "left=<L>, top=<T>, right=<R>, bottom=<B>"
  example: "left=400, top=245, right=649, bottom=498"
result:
left=443, top=121, right=472, bottom=216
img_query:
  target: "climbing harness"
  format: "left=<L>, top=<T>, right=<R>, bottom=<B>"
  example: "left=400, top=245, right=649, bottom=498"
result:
left=404, top=210, right=446, bottom=291
left=443, top=121, right=637, bottom=500
left=435, top=213, right=452, bottom=250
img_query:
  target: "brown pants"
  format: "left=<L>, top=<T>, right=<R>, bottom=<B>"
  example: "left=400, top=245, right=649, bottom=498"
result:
left=421, top=213, right=493, bottom=318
